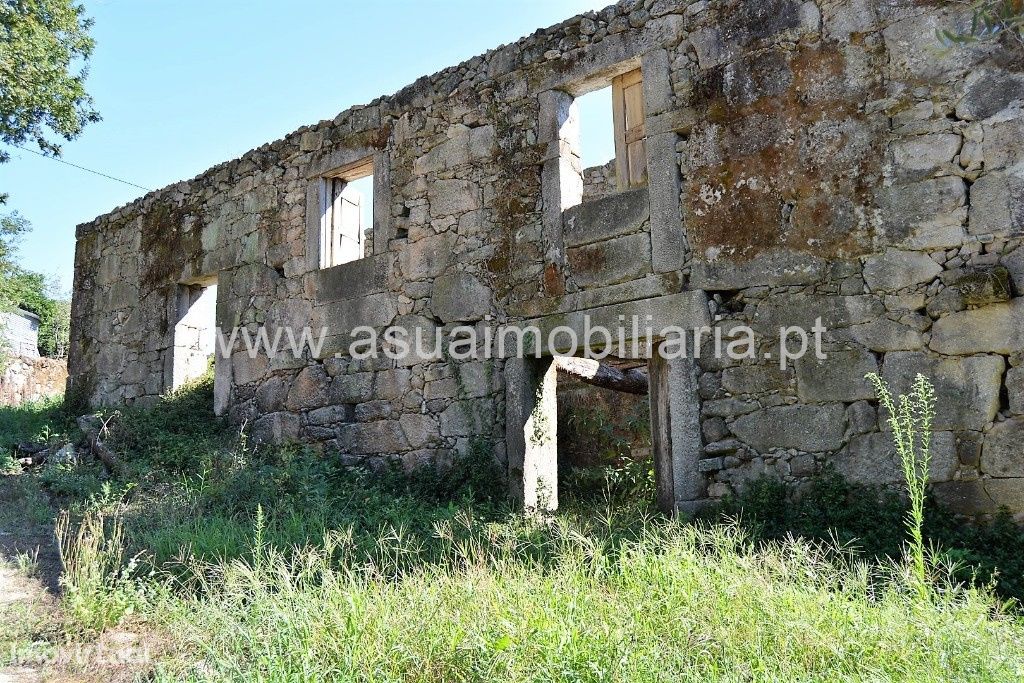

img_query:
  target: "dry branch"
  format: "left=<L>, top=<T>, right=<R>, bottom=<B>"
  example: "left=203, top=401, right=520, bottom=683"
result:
left=76, top=414, right=121, bottom=474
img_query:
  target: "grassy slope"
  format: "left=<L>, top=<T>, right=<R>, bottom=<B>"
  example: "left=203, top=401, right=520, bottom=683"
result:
left=2, top=377, right=1024, bottom=681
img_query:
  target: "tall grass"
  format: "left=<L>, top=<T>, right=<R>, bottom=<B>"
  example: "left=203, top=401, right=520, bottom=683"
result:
left=56, top=510, right=145, bottom=632
left=49, top=496, right=1024, bottom=682
left=0, top=393, right=73, bottom=450
left=13, top=371, right=1024, bottom=680
left=140, top=514, right=1024, bottom=682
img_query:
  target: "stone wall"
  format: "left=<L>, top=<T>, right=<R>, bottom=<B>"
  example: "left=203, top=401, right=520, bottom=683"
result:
left=671, top=1, right=1024, bottom=517
left=1, top=356, right=67, bottom=406
left=70, top=0, right=1024, bottom=517
left=582, top=159, right=618, bottom=200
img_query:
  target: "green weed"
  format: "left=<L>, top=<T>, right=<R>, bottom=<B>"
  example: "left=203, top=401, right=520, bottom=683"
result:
left=867, top=372, right=936, bottom=596
left=55, top=510, right=146, bottom=632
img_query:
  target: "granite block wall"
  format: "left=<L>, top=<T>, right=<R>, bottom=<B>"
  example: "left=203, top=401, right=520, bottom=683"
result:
left=69, top=0, right=1024, bottom=516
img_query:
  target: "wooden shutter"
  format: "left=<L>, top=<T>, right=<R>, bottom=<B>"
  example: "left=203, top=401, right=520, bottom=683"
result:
left=320, top=178, right=364, bottom=267
left=319, top=178, right=338, bottom=268
left=337, top=184, right=363, bottom=264
left=612, top=69, right=647, bottom=189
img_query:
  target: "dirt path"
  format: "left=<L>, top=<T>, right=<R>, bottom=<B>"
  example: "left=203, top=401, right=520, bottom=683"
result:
left=0, top=474, right=62, bottom=683
left=0, top=474, right=156, bottom=683
left=0, top=566, right=51, bottom=683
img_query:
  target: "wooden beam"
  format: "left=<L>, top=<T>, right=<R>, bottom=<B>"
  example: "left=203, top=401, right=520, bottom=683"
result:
left=552, top=356, right=649, bottom=395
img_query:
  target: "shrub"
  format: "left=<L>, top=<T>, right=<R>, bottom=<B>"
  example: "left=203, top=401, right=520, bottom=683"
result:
left=926, top=507, right=1024, bottom=603
left=39, top=460, right=106, bottom=500
left=0, top=449, right=19, bottom=474
left=559, top=455, right=656, bottom=508
left=711, top=469, right=907, bottom=557
left=105, top=371, right=232, bottom=475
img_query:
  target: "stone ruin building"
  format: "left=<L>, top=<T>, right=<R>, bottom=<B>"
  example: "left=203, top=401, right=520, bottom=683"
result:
left=70, top=0, right=1024, bottom=517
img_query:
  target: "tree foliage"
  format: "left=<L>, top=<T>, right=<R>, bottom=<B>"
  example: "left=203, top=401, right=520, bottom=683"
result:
left=5, top=268, right=70, bottom=356
left=0, top=0, right=91, bottom=357
left=0, top=210, right=27, bottom=262
left=938, top=0, right=1024, bottom=47
left=0, top=210, right=29, bottom=312
left=0, top=0, right=99, bottom=168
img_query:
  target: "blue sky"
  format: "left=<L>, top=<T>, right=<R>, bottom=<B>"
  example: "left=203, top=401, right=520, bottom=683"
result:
left=1, top=0, right=614, bottom=294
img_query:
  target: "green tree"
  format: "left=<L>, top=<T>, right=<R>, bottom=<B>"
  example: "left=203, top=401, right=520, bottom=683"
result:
left=5, top=268, right=70, bottom=356
left=0, top=0, right=99, bottom=171
left=0, top=208, right=26, bottom=246
left=0, top=213, right=28, bottom=366
left=0, top=1, right=95, bottom=361
left=0, top=210, right=28, bottom=301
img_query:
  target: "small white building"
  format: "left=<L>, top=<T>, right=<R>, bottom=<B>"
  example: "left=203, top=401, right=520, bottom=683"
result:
left=1, top=308, right=40, bottom=358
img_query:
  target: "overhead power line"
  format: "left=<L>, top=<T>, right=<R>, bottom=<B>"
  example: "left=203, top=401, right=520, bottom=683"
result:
left=6, top=142, right=153, bottom=192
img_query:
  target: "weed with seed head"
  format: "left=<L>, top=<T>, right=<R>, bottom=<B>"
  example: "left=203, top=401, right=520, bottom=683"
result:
left=866, top=372, right=936, bottom=598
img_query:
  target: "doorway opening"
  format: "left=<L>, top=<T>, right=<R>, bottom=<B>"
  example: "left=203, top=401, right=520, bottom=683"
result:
left=556, top=356, right=654, bottom=507
left=172, top=276, right=218, bottom=391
